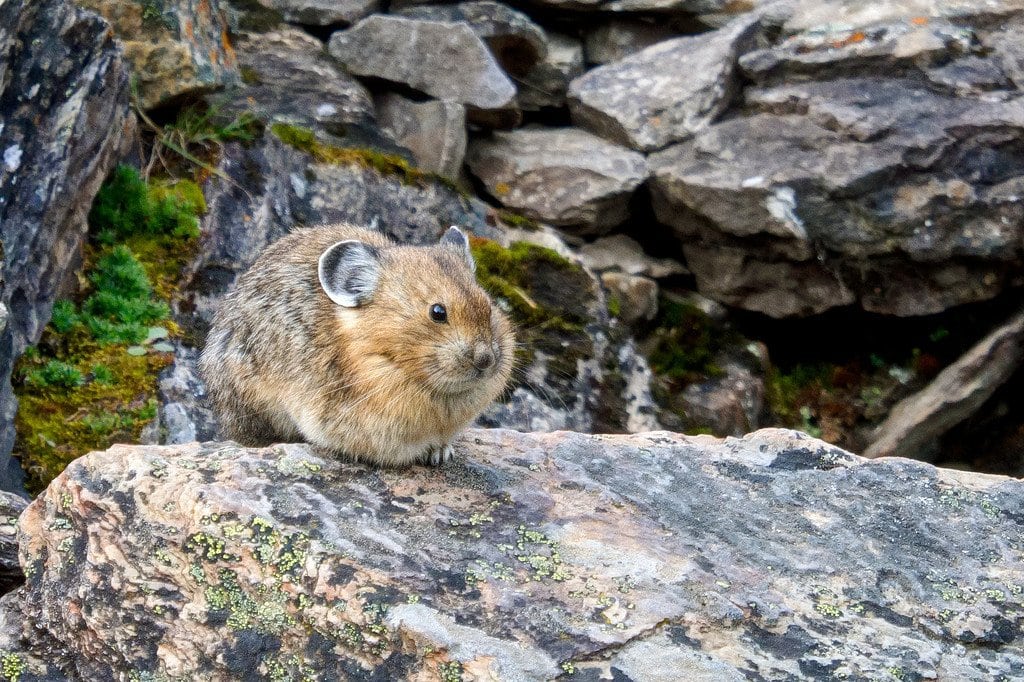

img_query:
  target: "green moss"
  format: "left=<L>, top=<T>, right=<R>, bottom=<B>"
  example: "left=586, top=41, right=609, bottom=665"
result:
left=646, top=299, right=726, bottom=385
left=606, top=293, right=621, bottom=319
left=239, top=66, right=263, bottom=85
left=14, top=165, right=202, bottom=494
left=496, top=210, right=540, bottom=231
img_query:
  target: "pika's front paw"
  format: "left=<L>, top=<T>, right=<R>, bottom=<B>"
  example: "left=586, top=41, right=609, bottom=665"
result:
left=423, top=443, right=454, bottom=467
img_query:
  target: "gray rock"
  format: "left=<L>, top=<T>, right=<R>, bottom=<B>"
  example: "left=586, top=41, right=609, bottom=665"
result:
left=601, top=272, right=659, bottom=325
left=0, top=0, right=132, bottom=492
left=516, top=33, right=585, bottom=111
left=578, top=234, right=688, bottom=279
left=77, top=0, right=239, bottom=110
left=782, top=0, right=1024, bottom=34
left=0, top=491, right=26, bottom=593
left=328, top=16, right=516, bottom=109
left=259, top=0, right=380, bottom=26
left=375, top=94, right=467, bottom=181
left=466, top=127, right=647, bottom=234
left=583, top=19, right=680, bottom=65
left=865, top=308, right=1024, bottom=461
left=395, top=1, right=548, bottom=75
left=568, top=16, right=761, bottom=152
left=229, top=28, right=377, bottom=144
left=678, top=360, right=766, bottom=436
left=649, top=76, right=1024, bottom=317
left=12, top=429, right=1024, bottom=679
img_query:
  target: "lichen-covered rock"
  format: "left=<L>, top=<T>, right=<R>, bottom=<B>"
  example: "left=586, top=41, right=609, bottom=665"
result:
left=466, top=127, right=647, bottom=234
left=0, top=0, right=133, bottom=493
left=568, top=16, right=760, bottom=152
left=375, top=94, right=467, bottom=181
left=0, top=492, right=26, bottom=593
left=77, top=0, right=239, bottom=110
left=328, top=16, right=517, bottom=110
left=395, top=1, right=548, bottom=76
left=257, top=0, right=380, bottom=26
left=10, top=429, right=1024, bottom=679
left=515, top=32, right=585, bottom=111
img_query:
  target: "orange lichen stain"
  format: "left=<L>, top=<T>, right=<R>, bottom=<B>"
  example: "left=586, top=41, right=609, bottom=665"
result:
left=832, top=31, right=866, bottom=49
left=910, top=16, right=929, bottom=25
left=210, top=49, right=220, bottom=66
left=221, top=30, right=237, bottom=63
left=184, top=19, right=194, bottom=40
left=494, top=182, right=511, bottom=196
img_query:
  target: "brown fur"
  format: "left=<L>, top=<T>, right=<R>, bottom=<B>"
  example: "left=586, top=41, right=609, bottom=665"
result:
left=199, top=224, right=515, bottom=465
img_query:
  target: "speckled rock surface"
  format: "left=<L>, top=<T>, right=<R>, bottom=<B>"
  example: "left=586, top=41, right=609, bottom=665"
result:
left=8, top=429, right=1024, bottom=679
left=516, top=33, right=584, bottom=112
left=0, top=492, right=26, bottom=593
left=77, top=0, right=239, bottom=110
left=375, top=93, right=467, bottom=181
left=328, top=16, right=517, bottom=109
left=259, top=0, right=380, bottom=26
left=0, top=0, right=132, bottom=493
left=466, top=127, right=647, bottom=234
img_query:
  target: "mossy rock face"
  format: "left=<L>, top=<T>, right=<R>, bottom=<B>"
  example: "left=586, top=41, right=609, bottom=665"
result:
left=13, top=165, right=201, bottom=494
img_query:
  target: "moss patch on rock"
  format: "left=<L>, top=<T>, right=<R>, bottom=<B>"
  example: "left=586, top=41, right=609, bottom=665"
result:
left=470, top=238, right=597, bottom=404
left=13, top=165, right=201, bottom=494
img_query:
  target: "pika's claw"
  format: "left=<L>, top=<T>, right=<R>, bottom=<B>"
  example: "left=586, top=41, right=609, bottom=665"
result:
left=424, top=443, right=454, bottom=467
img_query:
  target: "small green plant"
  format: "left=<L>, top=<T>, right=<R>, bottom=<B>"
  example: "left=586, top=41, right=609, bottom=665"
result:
left=25, top=360, right=83, bottom=389
left=91, top=365, right=115, bottom=385
left=50, top=300, right=78, bottom=334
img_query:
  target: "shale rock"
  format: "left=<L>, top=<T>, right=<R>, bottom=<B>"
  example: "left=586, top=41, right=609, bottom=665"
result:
left=328, top=16, right=517, bottom=110
left=0, top=0, right=132, bottom=492
left=77, top=0, right=239, bottom=110
left=583, top=18, right=680, bottom=64
left=568, top=16, right=760, bottom=152
left=375, top=94, right=467, bottom=181
left=8, top=430, right=1024, bottom=679
left=516, top=33, right=585, bottom=111
left=466, top=127, right=647, bottom=234
left=395, top=1, right=548, bottom=75
left=578, top=234, right=688, bottom=279
left=0, top=491, right=26, bottom=593
left=258, top=0, right=380, bottom=26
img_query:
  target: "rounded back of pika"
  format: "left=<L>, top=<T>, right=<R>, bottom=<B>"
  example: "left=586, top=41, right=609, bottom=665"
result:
left=200, top=223, right=514, bottom=466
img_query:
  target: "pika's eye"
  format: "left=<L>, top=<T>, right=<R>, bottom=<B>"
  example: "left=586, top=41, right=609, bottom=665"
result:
left=429, top=303, right=448, bottom=323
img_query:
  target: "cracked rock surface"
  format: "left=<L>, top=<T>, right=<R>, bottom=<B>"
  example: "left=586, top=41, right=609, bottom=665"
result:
left=4, top=429, right=1023, bottom=679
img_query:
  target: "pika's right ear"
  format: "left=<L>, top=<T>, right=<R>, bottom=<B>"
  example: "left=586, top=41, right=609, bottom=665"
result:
left=318, top=240, right=381, bottom=307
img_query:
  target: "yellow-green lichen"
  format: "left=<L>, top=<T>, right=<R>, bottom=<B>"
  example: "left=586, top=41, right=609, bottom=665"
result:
left=0, top=652, right=26, bottom=682
left=438, top=661, right=463, bottom=682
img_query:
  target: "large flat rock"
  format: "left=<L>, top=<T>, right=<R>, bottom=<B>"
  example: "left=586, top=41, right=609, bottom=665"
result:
left=7, top=429, right=1024, bottom=679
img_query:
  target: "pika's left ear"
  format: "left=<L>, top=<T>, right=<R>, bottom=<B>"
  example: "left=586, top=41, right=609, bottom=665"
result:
left=440, top=226, right=475, bottom=273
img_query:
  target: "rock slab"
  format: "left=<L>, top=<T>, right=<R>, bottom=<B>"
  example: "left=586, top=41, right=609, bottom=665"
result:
left=7, top=429, right=1024, bottom=679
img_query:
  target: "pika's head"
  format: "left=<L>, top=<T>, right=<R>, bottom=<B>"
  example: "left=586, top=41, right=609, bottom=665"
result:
left=318, top=227, right=514, bottom=399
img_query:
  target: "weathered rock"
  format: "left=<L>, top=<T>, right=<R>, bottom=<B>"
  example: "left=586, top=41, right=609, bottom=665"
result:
left=257, top=0, right=380, bottom=26
left=649, top=76, right=1024, bottom=316
left=516, top=33, right=585, bottom=112
left=466, top=127, right=647, bottom=234
left=583, top=18, right=680, bottom=65
left=578, top=234, right=688, bottom=279
left=782, top=0, right=1024, bottom=34
left=602, top=272, right=659, bottom=325
left=865, top=308, right=1024, bottom=461
left=77, top=0, right=239, bottom=110
left=677, top=360, right=766, bottom=436
left=395, top=1, right=548, bottom=75
left=375, top=94, right=466, bottom=181
left=11, top=429, right=1024, bottom=679
left=0, top=492, right=26, bottom=593
left=229, top=28, right=377, bottom=144
left=0, top=0, right=133, bottom=492
left=328, top=16, right=516, bottom=110
left=568, top=16, right=760, bottom=152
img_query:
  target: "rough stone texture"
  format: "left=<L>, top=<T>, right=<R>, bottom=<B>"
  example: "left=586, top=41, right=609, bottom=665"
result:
left=568, top=16, right=760, bottom=152
left=8, top=429, right=1024, bottom=679
left=375, top=94, right=467, bottom=181
left=0, top=0, right=133, bottom=493
left=328, top=16, right=516, bottom=110
left=229, top=28, right=378, bottom=145
left=77, top=0, right=239, bottom=110
left=516, top=33, right=584, bottom=112
left=650, top=24, right=1024, bottom=317
left=865, top=308, right=1024, bottom=461
left=0, top=491, right=26, bottom=593
left=782, top=0, right=1024, bottom=33
left=678, top=360, right=766, bottom=436
left=601, top=272, right=659, bottom=326
left=583, top=19, right=680, bottom=65
left=395, top=1, right=548, bottom=75
left=578, top=234, right=688, bottom=279
left=259, top=0, right=380, bottom=26
left=466, top=127, right=647, bottom=234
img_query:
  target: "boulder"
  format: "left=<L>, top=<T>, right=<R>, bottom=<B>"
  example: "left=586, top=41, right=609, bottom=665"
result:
left=77, top=0, right=239, bottom=110
left=583, top=18, right=680, bottom=65
left=328, top=16, right=516, bottom=110
left=229, top=28, right=378, bottom=144
left=466, top=127, right=647, bottom=234
left=0, top=0, right=132, bottom=492
left=256, top=0, right=380, bottom=26
left=578, top=234, right=688, bottom=279
left=516, top=33, right=585, bottom=111
left=601, top=272, right=659, bottom=326
left=0, top=492, right=26, bottom=593
left=375, top=94, right=467, bottom=181
left=568, top=16, right=760, bottom=152
left=395, top=1, right=548, bottom=75
left=8, top=430, right=1024, bottom=679
left=865, top=308, right=1024, bottom=461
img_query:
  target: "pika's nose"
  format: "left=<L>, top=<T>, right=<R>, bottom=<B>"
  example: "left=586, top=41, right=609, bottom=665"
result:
left=471, top=344, right=495, bottom=371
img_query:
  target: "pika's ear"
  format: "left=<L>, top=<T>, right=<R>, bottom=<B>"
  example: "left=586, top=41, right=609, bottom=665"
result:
left=440, top=226, right=475, bottom=273
left=318, top=240, right=381, bottom=307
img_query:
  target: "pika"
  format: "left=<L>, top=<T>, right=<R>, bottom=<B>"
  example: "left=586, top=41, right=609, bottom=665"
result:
left=199, top=224, right=514, bottom=466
